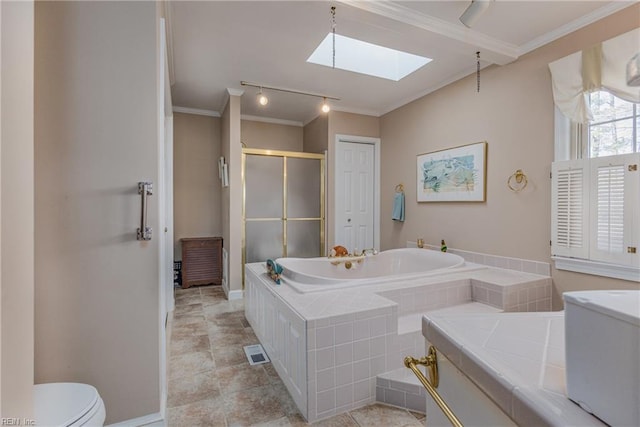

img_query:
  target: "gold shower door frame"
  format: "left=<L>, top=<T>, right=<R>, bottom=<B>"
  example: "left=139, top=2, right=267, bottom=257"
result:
left=242, top=148, right=325, bottom=287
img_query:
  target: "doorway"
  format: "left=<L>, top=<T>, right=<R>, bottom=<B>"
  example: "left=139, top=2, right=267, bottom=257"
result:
left=334, top=135, right=380, bottom=253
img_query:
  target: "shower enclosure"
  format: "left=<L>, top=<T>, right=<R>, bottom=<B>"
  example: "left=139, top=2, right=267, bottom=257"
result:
left=242, top=148, right=325, bottom=282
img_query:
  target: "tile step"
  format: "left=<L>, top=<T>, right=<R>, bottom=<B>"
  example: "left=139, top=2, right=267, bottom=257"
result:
left=376, top=367, right=427, bottom=414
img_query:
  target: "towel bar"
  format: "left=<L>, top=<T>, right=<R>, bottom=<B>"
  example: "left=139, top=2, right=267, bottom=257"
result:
left=137, top=181, right=153, bottom=241
left=405, top=346, right=463, bottom=427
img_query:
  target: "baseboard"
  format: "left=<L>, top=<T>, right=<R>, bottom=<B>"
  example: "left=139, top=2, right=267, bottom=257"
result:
left=228, top=289, right=244, bottom=300
left=106, top=412, right=164, bottom=427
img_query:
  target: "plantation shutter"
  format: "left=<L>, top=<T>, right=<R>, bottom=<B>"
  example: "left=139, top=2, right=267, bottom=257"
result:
left=589, top=154, right=640, bottom=266
left=552, top=160, right=589, bottom=258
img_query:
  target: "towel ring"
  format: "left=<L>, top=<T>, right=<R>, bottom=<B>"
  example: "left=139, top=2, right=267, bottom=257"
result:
left=507, top=169, right=528, bottom=192
left=395, top=183, right=404, bottom=193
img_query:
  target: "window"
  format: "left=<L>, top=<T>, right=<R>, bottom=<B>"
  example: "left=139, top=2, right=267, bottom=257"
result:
left=588, top=91, right=639, bottom=158
left=552, top=92, right=640, bottom=282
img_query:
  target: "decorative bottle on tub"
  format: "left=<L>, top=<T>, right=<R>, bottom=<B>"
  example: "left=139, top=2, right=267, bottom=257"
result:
left=441, top=240, right=447, bottom=252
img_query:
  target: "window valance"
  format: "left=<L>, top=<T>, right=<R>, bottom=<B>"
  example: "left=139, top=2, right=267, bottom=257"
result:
left=548, top=28, right=640, bottom=123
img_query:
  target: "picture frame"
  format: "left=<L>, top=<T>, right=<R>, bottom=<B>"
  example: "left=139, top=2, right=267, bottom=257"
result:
left=416, top=141, right=487, bottom=202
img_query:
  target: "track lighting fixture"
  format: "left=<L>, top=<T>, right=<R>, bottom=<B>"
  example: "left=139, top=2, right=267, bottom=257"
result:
left=241, top=81, right=339, bottom=113
left=459, top=0, right=493, bottom=28
left=321, top=98, right=331, bottom=113
left=257, top=88, right=269, bottom=106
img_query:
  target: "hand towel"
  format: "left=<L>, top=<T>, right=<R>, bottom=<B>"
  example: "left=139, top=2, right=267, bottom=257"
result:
left=392, top=191, right=405, bottom=222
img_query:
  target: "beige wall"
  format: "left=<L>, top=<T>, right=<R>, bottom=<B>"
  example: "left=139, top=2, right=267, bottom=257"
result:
left=173, top=113, right=222, bottom=259
left=0, top=0, right=34, bottom=418
left=326, top=111, right=380, bottom=249
left=379, top=5, right=640, bottom=309
left=303, top=115, right=328, bottom=154
left=34, top=2, right=160, bottom=422
left=328, top=111, right=380, bottom=140
left=241, top=119, right=303, bottom=151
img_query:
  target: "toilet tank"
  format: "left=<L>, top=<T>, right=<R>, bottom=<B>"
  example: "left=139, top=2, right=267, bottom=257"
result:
left=564, top=290, right=640, bottom=427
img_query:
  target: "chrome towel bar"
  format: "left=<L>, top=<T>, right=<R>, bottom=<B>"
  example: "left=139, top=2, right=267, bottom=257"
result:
left=137, top=181, right=153, bottom=241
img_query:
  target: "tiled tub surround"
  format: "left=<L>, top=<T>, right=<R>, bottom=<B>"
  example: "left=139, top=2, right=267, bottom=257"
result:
left=422, top=311, right=607, bottom=426
left=408, top=241, right=552, bottom=277
left=245, top=258, right=551, bottom=422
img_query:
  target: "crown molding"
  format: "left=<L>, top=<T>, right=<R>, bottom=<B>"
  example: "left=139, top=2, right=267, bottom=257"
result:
left=518, top=1, right=638, bottom=55
left=219, top=88, right=244, bottom=113
left=329, top=105, right=382, bottom=118
left=337, top=0, right=519, bottom=65
left=241, top=114, right=303, bottom=127
left=227, top=88, right=244, bottom=97
left=172, top=106, right=220, bottom=117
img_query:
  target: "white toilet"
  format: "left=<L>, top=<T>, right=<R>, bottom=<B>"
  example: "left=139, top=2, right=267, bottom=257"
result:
left=34, top=383, right=105, bottom=427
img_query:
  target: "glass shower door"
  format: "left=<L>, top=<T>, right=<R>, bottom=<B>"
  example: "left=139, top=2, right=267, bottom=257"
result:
left=243, top=149, right=325, bottom=273
left=244, top=154, right=284, bottom=263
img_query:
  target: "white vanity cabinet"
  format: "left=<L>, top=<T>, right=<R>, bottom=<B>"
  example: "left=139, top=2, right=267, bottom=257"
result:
left=245, top=269, right=307, bottom=417
left=426, top=353, right=517, bottom=426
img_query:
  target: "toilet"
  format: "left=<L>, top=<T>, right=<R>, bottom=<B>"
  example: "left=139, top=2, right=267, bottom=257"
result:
left=34, top=383, right=105, bottom=427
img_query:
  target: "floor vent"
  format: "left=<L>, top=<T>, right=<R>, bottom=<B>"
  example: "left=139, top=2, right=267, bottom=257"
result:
left=243, top=344, right=270, bottom=366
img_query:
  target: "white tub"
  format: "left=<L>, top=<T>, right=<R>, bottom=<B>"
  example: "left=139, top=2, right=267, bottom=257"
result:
left=277, top=248, right=467, bottom=293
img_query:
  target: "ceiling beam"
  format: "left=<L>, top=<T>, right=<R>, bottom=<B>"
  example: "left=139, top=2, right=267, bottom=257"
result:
left=337, top=0, right=520, bottom=65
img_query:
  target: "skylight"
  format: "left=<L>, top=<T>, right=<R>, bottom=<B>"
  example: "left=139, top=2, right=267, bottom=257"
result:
left=306, top=33, right=432, bottom=81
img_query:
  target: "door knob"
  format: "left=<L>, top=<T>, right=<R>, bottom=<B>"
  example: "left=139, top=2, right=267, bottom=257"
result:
left=347, top=218, right=351, bottom=222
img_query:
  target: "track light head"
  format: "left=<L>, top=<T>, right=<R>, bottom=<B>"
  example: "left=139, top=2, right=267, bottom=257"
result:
left=459, top=0, right=492, bottom=28
left=257, top=88, right=269, bottom=106
left=321, top=98, right=330, bottom=113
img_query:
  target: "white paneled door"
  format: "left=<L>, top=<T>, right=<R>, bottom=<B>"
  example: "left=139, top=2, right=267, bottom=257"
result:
left=335, top=140, right=375, bottom=253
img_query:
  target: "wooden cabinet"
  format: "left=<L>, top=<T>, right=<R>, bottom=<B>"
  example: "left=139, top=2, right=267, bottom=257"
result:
left=180, top=237, right=222, bottom=288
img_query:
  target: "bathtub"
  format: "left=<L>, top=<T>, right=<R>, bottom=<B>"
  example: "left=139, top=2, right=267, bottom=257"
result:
left=277, top=248, right=469, bottom=293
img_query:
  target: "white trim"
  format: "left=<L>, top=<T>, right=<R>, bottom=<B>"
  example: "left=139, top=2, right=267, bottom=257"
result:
left=162, top=1, right=175, bottom=86
left=106, top=412, right=164, bottom=427
left=337, top=0, right=519, bottom=65
left=172, top=106, right=220, bottom=117
left=219, top=88, right=244, bottom=115
left=157, top=18, right=169, bottom=423
left=227, top=88, right=244, bottom=97
left=228, top=289, right=244, bottom=300
left=518, top=2, right=637, bottom=56
left=241, top=114, right=303, bottom=127
left=335, top=134, right=381, bottom=251
left=330, top=105, right=381, bottom=118
left=553, top=256, right=640, bottom=282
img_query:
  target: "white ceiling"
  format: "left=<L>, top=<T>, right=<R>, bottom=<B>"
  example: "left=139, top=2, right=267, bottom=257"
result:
left=168, top=1, right=635, bottom=125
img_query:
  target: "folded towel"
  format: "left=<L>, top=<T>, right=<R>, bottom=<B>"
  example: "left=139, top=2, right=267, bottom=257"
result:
left=266, top=259, right=283, bottom=285
left=392, top=191, right=405, bottom=222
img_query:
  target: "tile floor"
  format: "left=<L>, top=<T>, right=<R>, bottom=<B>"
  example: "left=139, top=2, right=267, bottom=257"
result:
left=167, top=285, right=426, bottom=426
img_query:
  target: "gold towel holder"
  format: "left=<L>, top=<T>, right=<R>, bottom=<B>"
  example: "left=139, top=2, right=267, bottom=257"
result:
left=395, top=183, right=404, bottom=193
left=405, top=346, right=464, bottom=427
left=507, top=169, right=528, bottom=192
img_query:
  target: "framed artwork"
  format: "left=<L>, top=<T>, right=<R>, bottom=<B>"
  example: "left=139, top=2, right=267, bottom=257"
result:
left=416, top=141, right=487, bottom=202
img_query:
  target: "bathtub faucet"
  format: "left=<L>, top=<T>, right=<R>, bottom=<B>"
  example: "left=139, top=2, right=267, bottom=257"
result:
left=360, top=248, right=378, bottom=256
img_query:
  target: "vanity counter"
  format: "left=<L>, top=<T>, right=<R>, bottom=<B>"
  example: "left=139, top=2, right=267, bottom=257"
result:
left=422, top=311, right=606, bottom=426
